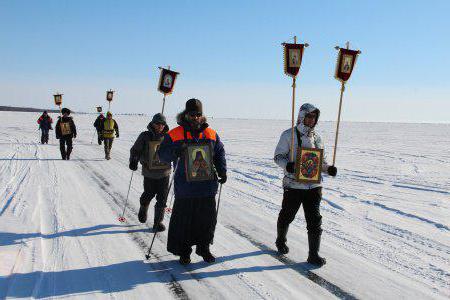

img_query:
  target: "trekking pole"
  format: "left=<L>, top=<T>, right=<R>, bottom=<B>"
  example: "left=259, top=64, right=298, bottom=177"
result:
left=90, top=130, right=96, bottom=144
left=165, top=158, right=180, bottom=213
left=118, top=171, right=134, bottom=222
left=211, top=183, right=223, bottom=245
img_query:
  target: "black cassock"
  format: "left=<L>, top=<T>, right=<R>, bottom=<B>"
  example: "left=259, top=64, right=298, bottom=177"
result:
left=167, top=196, right=217, bottom=256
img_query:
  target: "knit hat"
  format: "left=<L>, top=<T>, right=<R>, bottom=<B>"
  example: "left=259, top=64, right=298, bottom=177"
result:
left=185, top=98, right=203, bottom=114
left=61, top=108, right=71, bottom=115
left=151, top=113, right=166, bottom=125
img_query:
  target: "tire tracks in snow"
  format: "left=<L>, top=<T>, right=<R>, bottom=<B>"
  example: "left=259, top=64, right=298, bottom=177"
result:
left=225, top=225, right=359, bottom=300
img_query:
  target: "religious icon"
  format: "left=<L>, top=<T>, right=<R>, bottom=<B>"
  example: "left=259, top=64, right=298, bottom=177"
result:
left=163, top=74, right=173, bottom=88
left=148, top=141, right=169, bottom=169
left=185, top=143, right=214, bottom=182
left=54, top=94, right=62, bottom=106
left=106, top=90, right=114, bottom=102
left=295, top=147, right=323, bottom=183
left=60, top=122, right=72, bottom=136
left=289, top=49, right=301, bottom=68
left=341, top=54, right=353, bottom=74
left=157, top=67, right=179, bottom=95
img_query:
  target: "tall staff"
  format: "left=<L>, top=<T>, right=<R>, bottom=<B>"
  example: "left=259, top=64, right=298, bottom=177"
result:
left=282, top=36, right=309, bottom=161
left=157, top=66, right=179, bottom=114
left=106, top=90, right=114, bottom=111
left=332, top=42, right=361, bottom=166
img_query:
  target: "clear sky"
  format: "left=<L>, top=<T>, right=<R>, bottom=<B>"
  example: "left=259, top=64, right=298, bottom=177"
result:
left=1, top=0, right=449, bottom=122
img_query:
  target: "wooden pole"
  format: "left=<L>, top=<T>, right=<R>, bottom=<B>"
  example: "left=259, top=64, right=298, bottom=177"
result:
left=289, top=36, right=297, bottom=162
left=332, top=82, right=345, bottom=166
left=161, top=94, right=166, bottom=114
left=290, top=77, right=296, bottom=162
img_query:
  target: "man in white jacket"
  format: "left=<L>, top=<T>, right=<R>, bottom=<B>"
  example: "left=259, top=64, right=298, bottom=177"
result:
left=274, top=103, right=337, bottom=266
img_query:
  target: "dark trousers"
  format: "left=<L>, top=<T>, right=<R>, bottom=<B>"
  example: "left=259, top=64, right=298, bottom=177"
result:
left=96, top=130, right=103, bottom=145
left=104, top=138, right=114, bottom=157
left=59, top=137, right=73, bottom=159
left=140, top=176, right=170, bottom=210
left=277, top=187, right=322, bottom=244
left=41, top=129, right=49, bottom=144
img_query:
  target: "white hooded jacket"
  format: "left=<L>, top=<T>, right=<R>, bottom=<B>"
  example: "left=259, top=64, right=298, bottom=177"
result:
left=274, top=103, right=330, bottom=190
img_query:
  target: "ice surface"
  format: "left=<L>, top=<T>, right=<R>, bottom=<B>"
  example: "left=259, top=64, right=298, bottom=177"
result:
left=0, top=111, right=449, bottom=299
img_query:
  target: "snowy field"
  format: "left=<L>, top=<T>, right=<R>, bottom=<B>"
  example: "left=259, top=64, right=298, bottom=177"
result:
left=0, top=111, right=449, bottom=299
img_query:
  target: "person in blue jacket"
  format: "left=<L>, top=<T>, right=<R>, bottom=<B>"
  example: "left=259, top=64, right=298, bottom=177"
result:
left=158, top=98, right=227, bottom=265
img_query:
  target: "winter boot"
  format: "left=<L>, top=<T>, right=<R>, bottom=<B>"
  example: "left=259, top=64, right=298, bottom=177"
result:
left=66, top=148, right=72, bottom=160
left=196, top=245, right=216, bottom=263
left=152, top=206, right=166, bottom=232
left=307, top=233, right=326, bottom=267
left=275, top=225, right=289, bottom=255
left=179, top=255, right=191, bottom=265
left=138, top=204, right=149, bottom=223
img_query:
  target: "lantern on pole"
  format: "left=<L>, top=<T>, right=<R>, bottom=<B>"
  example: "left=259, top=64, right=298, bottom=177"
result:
left=157, top=66, right=179, bottom=114
left=332, top=42, right=361, bottom=166
left=106, top=89, right=114, bottom=111
left=53, top=93, right=63, bottom=116
left=282, top=36, right=309, bottom=162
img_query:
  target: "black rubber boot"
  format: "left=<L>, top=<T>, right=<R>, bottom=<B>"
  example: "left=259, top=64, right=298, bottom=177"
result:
left=196, top=245, right=216, bottom=263
left=179, top=255, right=191, bottom=265
left=275, top=225, right=289, bottom=255
left=152, top=206, right=166, bottom=232
left=307, top=233, right=326, bottom=266
left=138, top=204, right=149, bottom=223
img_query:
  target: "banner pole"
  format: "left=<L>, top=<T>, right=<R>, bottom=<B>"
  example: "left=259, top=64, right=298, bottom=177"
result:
left=332, top=82, right=345, bottom=166
left=161, top=94, right=166, bottom=115
left=290, top=76, right=296, bottom=162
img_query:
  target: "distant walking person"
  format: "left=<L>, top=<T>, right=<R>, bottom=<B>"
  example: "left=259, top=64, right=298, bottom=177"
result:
left=274, top=103, right=337, bottom=267
left=159, top=98, right=227, bottom=265
left=93, top=113, right=105, bottom=145
left=55, top=108, right=77, bottom=160
left=37, top=111, right=53, bottom=144
left=101, top=112, right=119, bottom=160
left=129, top=113, right=171, bottom=231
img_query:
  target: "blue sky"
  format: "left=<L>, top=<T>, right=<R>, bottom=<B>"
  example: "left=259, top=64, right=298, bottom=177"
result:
left=1, top=0, right=449, bottom=122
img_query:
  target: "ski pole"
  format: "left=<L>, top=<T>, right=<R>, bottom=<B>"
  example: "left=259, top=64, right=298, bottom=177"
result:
left=118, top=171, right=134, bottom=222
left=165, top=158, right=179, bottom=213
left=90, top=130, right=96, bottom=144
left=211, top=183, right=223, bottom=245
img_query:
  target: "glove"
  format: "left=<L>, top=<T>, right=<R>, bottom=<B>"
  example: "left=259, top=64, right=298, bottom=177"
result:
left=73, top=135, right=77, bottom=139
left=218, top=173, right=227, bottom=184
left=116, top=133, right=119, bottom=138
left=327, top=166, right=337, bottom=177
left=286, top=162, right=295, bottom=174
left=129, top=160, right=138, bottom=171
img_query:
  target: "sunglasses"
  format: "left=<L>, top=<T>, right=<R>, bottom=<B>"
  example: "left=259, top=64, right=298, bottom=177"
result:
left=188, top=112, right=202, bottom=117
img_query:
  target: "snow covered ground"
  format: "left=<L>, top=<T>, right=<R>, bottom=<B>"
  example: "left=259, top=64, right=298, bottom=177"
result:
left=0, top=111, right=449, bottom=299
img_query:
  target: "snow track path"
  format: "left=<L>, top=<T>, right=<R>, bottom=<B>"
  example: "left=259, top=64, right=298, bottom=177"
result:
left=0, top=112, right=449, bottom=299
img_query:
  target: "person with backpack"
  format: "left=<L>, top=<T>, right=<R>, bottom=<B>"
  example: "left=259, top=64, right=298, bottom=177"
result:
left=55, top=108, right=77, bottom=160
left=37, top=111, right=53, bottom=144
left=93, top=113, right=105, bottom=145
left=274, top=103, right=337, bottom=267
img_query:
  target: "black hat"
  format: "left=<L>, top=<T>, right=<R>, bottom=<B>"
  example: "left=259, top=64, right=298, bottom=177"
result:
left=151, top=113, right=166, bottom=125
left=185, top=98, right=202, bottom=114
left=61, top=108, right=71, bottom=115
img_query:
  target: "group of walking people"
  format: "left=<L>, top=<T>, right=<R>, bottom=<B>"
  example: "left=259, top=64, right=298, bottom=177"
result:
left=38, top=97, right=337, bottom=267
left=37, top=109, right=120, bottom=160
left=127, top=98, right=337, bottom=267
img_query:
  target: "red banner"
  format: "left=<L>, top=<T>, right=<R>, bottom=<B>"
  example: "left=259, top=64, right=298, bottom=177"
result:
left=283, top=43, right=305, bottom=77
left=335, top=48, right=360, bottom=82
left=158, top=68, right=179, bottom=95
